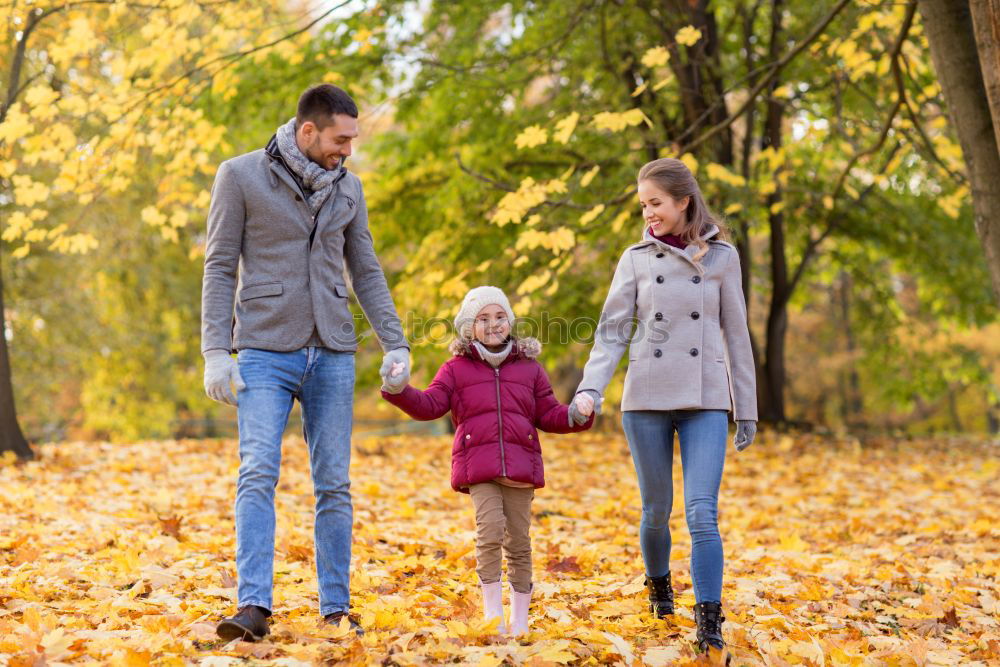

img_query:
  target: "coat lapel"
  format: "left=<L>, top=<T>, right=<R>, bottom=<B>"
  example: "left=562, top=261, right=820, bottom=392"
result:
left=310, top=169, right=352, bottom=245
left=266, top=162, right=314, bottom=229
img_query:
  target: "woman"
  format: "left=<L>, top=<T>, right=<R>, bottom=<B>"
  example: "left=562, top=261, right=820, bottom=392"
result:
left=569, top=158, right=757, bottom=656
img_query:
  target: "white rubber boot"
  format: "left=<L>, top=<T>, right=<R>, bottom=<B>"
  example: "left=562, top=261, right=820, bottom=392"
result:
left=508, top=584, right=532, bottom=637
left=480, top=580, right=506, bottom=633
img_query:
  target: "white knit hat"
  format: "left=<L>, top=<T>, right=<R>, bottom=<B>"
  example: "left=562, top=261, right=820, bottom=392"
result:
left=454, top=286, right=516, bottom=341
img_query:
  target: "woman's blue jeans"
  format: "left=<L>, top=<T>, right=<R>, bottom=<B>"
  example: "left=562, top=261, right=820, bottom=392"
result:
left=621, top=409, right=728, bottom=603
left=234, top=347, right=355, bottom=616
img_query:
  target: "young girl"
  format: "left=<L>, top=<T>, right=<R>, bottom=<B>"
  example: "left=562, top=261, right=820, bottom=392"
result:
left=570, top=158, right=757, bottom=656
left=381, top=286, right=594, bottom=636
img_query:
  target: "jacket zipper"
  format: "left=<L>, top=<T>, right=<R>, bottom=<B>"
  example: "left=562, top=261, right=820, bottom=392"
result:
left=494, top=367, right=507, bottom=477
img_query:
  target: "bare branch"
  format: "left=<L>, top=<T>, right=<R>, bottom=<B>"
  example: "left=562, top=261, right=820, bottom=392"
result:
left=785, top=1, right=917, bottom=296
left=67, top=0, right=353, bottom=144
left=666, top=0, right=852, bottom=154
left=124, top=0, right=353, bottom=107
left=404, top=1, right=596, bottom=76
left=454, top=152, right=635, bottom=214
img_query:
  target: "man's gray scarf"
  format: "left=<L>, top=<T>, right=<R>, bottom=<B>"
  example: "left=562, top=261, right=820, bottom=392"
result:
left=275, top=117, right=341, bottom=215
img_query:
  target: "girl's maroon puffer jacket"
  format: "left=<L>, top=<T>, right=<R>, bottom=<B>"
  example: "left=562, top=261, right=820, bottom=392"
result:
left=381, top=337, right=594, bottom=492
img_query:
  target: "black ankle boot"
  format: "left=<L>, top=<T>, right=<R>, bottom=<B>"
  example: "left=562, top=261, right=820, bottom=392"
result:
left=644, top=573, right=675, bottom=617
left=693, top=601, right=726, bottom=651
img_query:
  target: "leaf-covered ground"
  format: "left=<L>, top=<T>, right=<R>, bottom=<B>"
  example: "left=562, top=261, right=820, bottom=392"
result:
left=1, top=431, right=998, bottom=665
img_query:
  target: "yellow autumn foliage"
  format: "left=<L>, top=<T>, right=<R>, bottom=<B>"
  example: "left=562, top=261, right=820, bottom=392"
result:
left=0, top=432, right=996, bottom=664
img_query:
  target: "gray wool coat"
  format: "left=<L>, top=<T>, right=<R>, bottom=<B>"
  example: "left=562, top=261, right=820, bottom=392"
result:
left=200, top=150, right=407, bottom=354
left=576, top=225, right=758, bottom=421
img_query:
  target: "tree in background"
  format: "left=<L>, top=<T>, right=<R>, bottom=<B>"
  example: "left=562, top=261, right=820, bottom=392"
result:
left=917, top=0, right=1000, bottom=301
left=321, top=0, right=993, bottom=425
left=0, top=0, right=352, bottom=457
left=3, top=0, right=996, bottom=446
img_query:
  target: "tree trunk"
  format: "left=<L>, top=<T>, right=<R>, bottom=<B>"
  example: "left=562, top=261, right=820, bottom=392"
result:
left=736, top=0, right=769, bottom=416
left=947, top=387, right=964, bottom=432
left=988, top=397, right=1000, bottom=434
left=678, top=0, right=770, bottom=421
left=760, top=0, right=788, bottom=423
left=836, top=271, right=863, bottom=427
left=970, top=0, right=1000, bottom=159
left=918, top=0, right=1000, bottom=301
left=0, top=11, right=40, bottom=461
left=0, top=266, right=33, bottom=460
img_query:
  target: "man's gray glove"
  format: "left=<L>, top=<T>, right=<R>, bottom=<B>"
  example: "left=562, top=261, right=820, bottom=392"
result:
left=204, top=349, right=245, bottom=406
left=380, top=347, right=410, bottom=394
left=734, top=420, right=757, bottom=451
left=568, top=390, right=602, bottom=426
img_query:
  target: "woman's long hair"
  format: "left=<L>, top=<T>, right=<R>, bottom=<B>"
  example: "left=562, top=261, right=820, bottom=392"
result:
left=637, top=158, right=728, bottom=261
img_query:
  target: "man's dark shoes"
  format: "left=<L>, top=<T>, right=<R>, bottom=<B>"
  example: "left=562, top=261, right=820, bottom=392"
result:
left=217, top=605, right=270, bottom=642
left=324, top=611, right=364, bottom=636
left=645, top=573, right=675, bottom=618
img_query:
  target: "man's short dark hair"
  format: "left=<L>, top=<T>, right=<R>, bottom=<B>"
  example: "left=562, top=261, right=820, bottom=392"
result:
left=297, top=84, right=358, bottom=129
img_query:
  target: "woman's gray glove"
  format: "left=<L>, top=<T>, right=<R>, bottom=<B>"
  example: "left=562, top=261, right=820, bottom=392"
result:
left=734, top=420, right=757, bottom=451
left=380, top=348, right=410, bottom=394
left=204, top=350, right=245, bottom=406
left=568, top=390, right=602, bottom=426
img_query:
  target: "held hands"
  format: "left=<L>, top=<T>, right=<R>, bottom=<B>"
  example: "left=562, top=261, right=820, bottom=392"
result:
left=568, top=390, right=602, bottom=426
left=203, top=350, right=245, bottom=406
left=380, top=348, right=410, bottom=394
left=734, top=420, right=757, bottom=451
left=383, top=361, right=405, bottom=393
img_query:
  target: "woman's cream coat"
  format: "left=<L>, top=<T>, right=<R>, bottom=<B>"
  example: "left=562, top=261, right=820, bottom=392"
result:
left=577, top=225, right=758, bottom=421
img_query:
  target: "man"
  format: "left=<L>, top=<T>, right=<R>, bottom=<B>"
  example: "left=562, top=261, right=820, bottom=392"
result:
left=201, top=84, right=410, bottom=641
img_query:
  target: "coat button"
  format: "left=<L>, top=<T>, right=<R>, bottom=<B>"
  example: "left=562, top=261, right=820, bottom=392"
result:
left=465, top=434, right=471, bottom=439
left=656, top=252, right=664, bottom=258
left=691, top=275, right=701, bottom=284
left=691, top=311, right=700, bottom=320
left=528, top=434, right=533, bottom=440
left=295, top=194, right=302, bottom=202
left=654, top=349, right=663, bottom=358
left=690, top=348, right=699, bottom=357
left=656, top=275, right=665, bottom=284
left=655, top=312, right=663, bottom=321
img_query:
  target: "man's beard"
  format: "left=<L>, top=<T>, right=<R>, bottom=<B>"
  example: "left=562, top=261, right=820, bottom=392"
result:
left=306, top=139, right=338, bottom=170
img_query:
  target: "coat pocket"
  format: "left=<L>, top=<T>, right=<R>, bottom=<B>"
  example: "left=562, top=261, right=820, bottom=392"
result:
left=239, top=282, right=283, bottom=301
left=713, top=329, right=726, bottom=362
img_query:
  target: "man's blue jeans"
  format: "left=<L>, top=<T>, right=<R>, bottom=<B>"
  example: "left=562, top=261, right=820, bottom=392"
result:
left=235, top=347, right=355, bottom=616
left=621, top=409, right=728, bottom=603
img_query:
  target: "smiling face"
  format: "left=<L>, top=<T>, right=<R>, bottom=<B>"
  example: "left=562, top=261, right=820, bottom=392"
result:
left=297, top=114, right=359, bottom=170
left=472, top=304, right=511, bottom=347
left=638, top=179, right=690, bottom=236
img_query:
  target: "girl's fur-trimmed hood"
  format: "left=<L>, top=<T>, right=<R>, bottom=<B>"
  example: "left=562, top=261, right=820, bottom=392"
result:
left=448, top=336, right=542, bottom=360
